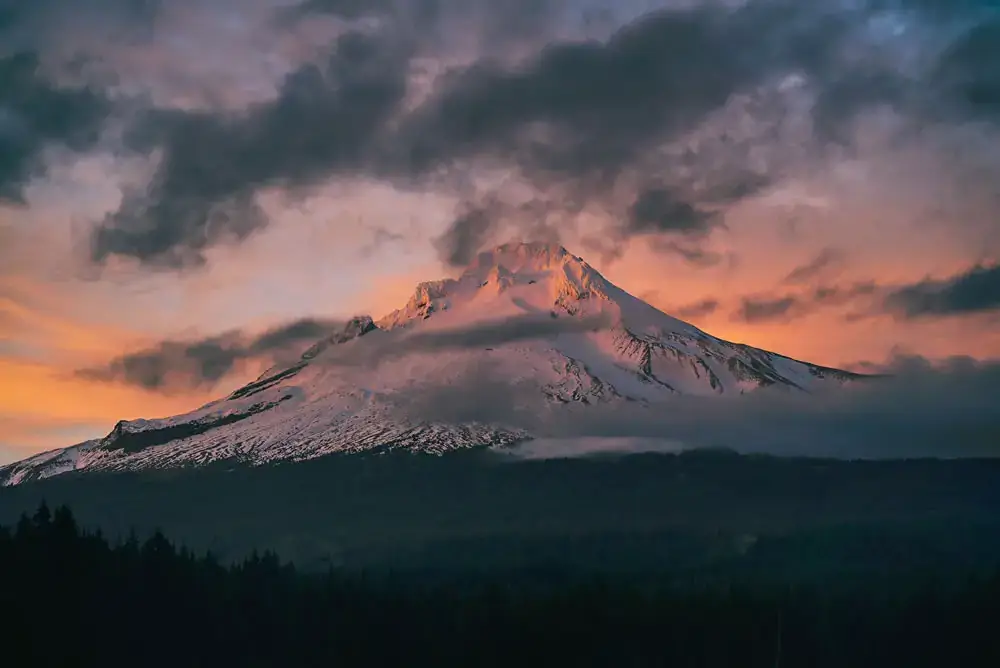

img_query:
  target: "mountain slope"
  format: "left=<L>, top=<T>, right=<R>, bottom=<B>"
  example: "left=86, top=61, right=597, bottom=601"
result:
left=1, top=243, right=863, bottom=485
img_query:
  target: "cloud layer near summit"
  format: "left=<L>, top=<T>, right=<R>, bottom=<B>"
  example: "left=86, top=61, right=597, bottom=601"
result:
left=2, top=0, right=1000, bottom=460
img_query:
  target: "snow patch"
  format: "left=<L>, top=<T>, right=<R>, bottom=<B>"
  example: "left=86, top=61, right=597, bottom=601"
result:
left=0, top=242, right=864, bottom=486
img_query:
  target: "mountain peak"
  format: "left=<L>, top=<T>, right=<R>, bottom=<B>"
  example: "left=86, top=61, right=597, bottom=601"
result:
left=378, top=242, right=606, bottom=329
left=0, top=239, right=867, bottom=485
left=465, top=242, right=573, bottom=275
left=464, top=242, right=610, bottom=301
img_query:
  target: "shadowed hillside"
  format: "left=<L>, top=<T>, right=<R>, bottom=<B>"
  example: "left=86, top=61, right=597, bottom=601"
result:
left=3, top=502, right=1000, bottom=667
left=3, top=450, right=1000, bottom=581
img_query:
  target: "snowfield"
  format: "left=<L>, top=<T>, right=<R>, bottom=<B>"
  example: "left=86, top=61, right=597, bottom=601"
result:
left=1, top=242, right=862, bottom=486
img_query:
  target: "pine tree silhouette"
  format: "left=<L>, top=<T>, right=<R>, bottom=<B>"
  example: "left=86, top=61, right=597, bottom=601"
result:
left=1, top=502, right=1000, bottom=667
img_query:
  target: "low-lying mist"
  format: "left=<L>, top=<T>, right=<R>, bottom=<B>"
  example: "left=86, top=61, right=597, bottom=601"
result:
left=391, top=354, right=1000, bottom=460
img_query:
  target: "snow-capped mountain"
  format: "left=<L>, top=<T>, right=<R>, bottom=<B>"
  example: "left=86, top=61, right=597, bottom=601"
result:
left=1, top=242, right=862, bottom=486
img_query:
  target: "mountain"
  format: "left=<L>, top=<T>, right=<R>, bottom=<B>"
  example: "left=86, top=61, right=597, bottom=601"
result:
left=1, top=242, right=862, bottom=486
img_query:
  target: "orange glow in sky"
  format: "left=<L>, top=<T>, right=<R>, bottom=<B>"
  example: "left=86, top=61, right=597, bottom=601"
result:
left=2, top=0, right=1000, bottom=462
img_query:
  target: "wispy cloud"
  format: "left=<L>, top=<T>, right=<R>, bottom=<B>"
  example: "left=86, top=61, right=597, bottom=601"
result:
left=77, top=317, right=343, bottom=390
left=674, top=298, right=720, bottom=320
left=783, top=248, right=847, bottom=285
left=733, top=282, right=879, bottom=323
left=885, top=264, right=1000, bottom=318
left=324, top=311, right=614, bottom=369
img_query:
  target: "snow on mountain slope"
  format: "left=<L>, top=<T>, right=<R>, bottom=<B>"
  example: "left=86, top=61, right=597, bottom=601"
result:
left=1, top=242, right=863, bottom=485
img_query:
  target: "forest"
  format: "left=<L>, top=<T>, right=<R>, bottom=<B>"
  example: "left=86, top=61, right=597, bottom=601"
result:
left=3, top=502, right=1000, bottom=667
left=4, top=450, right=1000, bottom=575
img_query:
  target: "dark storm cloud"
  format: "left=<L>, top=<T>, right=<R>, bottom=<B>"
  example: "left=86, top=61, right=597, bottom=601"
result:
left=371, top=0, right=957, bottom=257
left=288, top=0, right=388, bottom=20
left=884, top=264, right=1000, bottom=318
left=626, top=188, right=720, bottom=237
left=287, top=0, right=566, bottom=46
left=610, top=187, right=724, bottom=267
left=71, top=0, right=1000, bottom=267
left=933, top=17, right=1000, bottom=117
left=90, top=30, right=412, bottom=268
left=434, top=203, right=498, bottom=268
left=0, top=52, right=110, bottom=203
left=0, top=0, right=159, bottom=25
left=390, top=2, right=849, bottom=180
left=382, top=0, right=1000, bottom=194
left=0, top=0, right=161, bottom=61
left=0, top=4, right=18, bottom=32
left=77, top=318, right=341, bottom=391
left=0, top=0, right=159, bottom=37
left=783, top=248, right=847, bottom=284
left=810, top=71, right=912, bottom=144
left=697, top=171, right=774, bottom=206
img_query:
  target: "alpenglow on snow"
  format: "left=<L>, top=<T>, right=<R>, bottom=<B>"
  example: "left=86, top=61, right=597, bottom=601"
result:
left=1, top=243, right=862, bottom=485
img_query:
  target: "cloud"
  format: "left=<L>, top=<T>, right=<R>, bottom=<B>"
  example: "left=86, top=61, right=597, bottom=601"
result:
left=815, top=281, right=878, bottom=305
left=583, top=186, right=728, bottom=267
left=735, top=282, right=879, bottom=323
left=285, top=2, right=876, bottom=263
left=783, top=247, right=847, bottom=284
left=286, top=0, right=385, bottom=20
left=0, top=52, right=110, bottom=203
left=393, top=4, right=841, bottom=178
left=78, top=311, right=613, bottom=389
left=653, top=242, right=730, bottom=268
left=736, top=295, right=799, bottom=323
left=393, top=352, right=1000, bottom=460
left=357, top=225, right=407, bottom=258
left=383, top=359, right=541, bottom=426
left=90, top=28, right=412, bottom=268
left=884, top=263, right=1000, bottom=318
left=77, top=317, right=342, bottom=391
left=434, top=202, right=498, bottom=268
left=933, top=16, right=1000, bottom=119
left=64, top=0, right=1000, bottom=270
left=674, top=298, right=720, bottom=320
left=337, top=311, right=614, bottom=369
left=391, top=311, right=611, bottom=354
left=380, top=0, right=956, bottom=187
left=0, top=354, right=219, bottom=458
left=361, top=0, right=1000, bottom=250
left=295, top=312, right=617, bottom=375
left=286, top=0, right=569, bottom=49
left=626, top=187, right=720, bottom=237
left=0, top=0, right=160, bottom=48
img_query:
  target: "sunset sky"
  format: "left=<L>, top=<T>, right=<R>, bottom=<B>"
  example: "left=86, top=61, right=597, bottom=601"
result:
left=1, top=0, right=999, bottom=463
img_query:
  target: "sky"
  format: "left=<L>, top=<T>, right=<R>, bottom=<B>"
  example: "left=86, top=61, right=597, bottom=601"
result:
left=1, top=0, right=1000, bottom=463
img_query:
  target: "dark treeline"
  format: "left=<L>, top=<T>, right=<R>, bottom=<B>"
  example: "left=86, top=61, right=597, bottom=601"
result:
left=5, top=450, right=1000, bottom=574
left=3, top=504, right=1000, bottom=667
